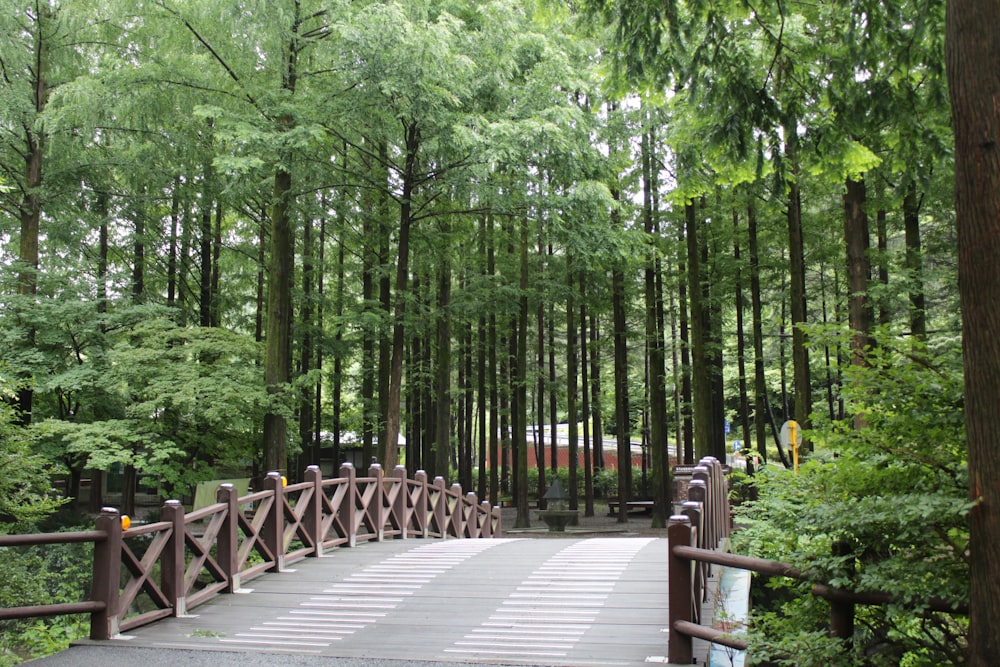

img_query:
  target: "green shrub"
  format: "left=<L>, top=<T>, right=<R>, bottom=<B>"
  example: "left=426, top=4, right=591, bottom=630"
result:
left=732, top=331, right=969, bottom=666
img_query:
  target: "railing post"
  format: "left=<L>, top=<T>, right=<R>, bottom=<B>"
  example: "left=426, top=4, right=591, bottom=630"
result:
left=480, top=500, right=492, bottom=538
left=161, top=500, right=187, bottom=616
left=450, top=483, right=465, bottom=538
left=340, top=463, right=357, bottom=547
left=414, top=470, right=429, bottom=538
left=433, top=476, right=447, bottom=537
left=217, top=483, right=240, bottom=592
left=393, top=465, right=408, bottom=539
left=692, top=465, right=713, bottom=548
left=91, top=508, right=122, bottom=640
left=304, top=465, right=323, bottom=556
left=465, top=492, right=479, bottom=537
left=687, top=479, right=708, bottom=549
left=369, top=463, right=385, bottom=541
left=668, top=515, right=695, bottom=665
left=681, top=499, right=707, bottom=601
left=262, top=472, right=285, bottom=571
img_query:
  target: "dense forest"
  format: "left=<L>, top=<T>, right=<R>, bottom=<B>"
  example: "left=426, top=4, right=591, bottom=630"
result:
left=2, top=0, right=998, bottom=664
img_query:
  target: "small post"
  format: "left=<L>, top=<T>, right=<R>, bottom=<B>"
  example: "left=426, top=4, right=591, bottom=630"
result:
left=414, top=470, right=429, bottom=538
left=262, top=472, right=285, bottom=571
left=480, top=500, right=493, bottom=538
left=91, top=508, right=122, bottom=640
left=161, top=500, right=187, bottom=616
left=450, top=483, right=465, bottom=538
left=368, top=463, right=385, bottom=541
left=304, top=465, right=323, bottom=556
left=217, top=483, right=240, bottom=592
left=466, top=492, right=480, bottom=538
left=432, top=476, right=447, bottom=537
left=687, top=479, right=709, bottom=549
left=668, top=515, right=694, bottom=665
left=393, top=465, right=408, bottom=539
left=340, top=462, right=357, bottom=547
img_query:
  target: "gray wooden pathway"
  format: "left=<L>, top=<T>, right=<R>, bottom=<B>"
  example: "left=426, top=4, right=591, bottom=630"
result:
left=102, top=536, right=680, bottom=666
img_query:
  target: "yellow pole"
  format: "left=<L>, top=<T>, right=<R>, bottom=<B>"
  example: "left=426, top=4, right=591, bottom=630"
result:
left=790, top=419, right=799, bottom=473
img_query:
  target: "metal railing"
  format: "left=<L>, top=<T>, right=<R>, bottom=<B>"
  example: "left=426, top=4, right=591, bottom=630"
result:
left=0, top=462, right=502, bottom=640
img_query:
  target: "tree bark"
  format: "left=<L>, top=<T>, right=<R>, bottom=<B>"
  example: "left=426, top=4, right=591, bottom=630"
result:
left=383, top=122, right=420, bottom=469
left=262, top=167, right=294, bottom=474
left=643, top=124, right=669, bottom=527
left=945, top=2, right=1000, bottom=663
left=514, top=217, right=530, bottom=527
left=566, top=256, right=579, bottom=511
left=612, top=264, right=631, bottom=523
left=433, top=260, right=452, bottom=480
left=844, top=175, right=873, bottom=367
left=686, top=201, right=712, bottom=459
left=786, top=125, right=812, bottom=440
left=903, top=181, right=926, bottom=339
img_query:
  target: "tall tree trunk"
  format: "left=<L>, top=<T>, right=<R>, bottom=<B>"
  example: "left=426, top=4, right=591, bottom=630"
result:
left=734, top=210, right=752, bottom=462
left=263, top=167, right=294, bottom=474
left=548, top=244, right=559, bottom=475
left=536, top=225, right=547, bottom=508
left=487, top=214, right=500, bottom=505
left=642, top=124, right=669, bottom=527
left=580, top=277, right=594, bottom=517
left=313, top=211, right=326, bottom=465
left=514, top=218, right=530, bottom=527
left=254, top=207, right=266, bottom=341
left=14, top=4, right=50, bottom=425
left=199, top=163, right=214, bottom=327
left=589, top=311, right=605, bottom=471
left=876, top=208, right=890, bottom=326
left=686, top=201, right=712, bottom=459
left=677, top=217, right=693, bottom=463
left=903, top=181, right=926, bottom=339
left=946, top=2, right=1000, bottom=663
left=844, top=175, right=873, bottom=368
left=211, top=201, right=223, bottom=327
left=748, top=199, right=768, bottom=462
left=433, top=260, right=452, bottom=480
left=332, top=234, right=345, bottom=467
left=132, top=195, right=146, bottom=304
left=566, top=256, right=579, bottom=511
left=298, top=216, right=315, bottom=472
left=786, top=125, right=812, bottom=440
left=383, top=122, right=420, bottom=469
left=612, top=265, right=631, bottom=523
left=705, top=219, right=726, bottom=460
left=167, top=180, right=180, bottom=307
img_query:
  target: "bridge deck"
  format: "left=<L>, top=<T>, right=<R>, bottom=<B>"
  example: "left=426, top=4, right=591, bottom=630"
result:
left=73, top=536, right=710, bottom=666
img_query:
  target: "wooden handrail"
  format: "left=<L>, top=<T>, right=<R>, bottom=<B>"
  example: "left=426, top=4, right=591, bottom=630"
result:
left=0, top=464, right=502, bottom=641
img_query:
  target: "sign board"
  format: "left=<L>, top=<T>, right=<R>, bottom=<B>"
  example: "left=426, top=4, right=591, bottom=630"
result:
left=780, top=420, right=802, bottom=450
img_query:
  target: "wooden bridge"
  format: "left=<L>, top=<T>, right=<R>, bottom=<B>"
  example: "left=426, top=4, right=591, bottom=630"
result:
left=3, top=458, right=752, bottom=666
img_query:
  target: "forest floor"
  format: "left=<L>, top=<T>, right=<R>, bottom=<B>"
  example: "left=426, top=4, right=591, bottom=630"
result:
left=499, top=501, right=672, bottom=538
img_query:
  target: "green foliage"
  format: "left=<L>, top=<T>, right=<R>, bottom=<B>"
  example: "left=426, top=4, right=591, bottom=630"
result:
left=0, top=377, right=65, bottom=530
left=733, top=330, right=968, bottom=666
left=0, top=536, right=92, bottom=665
left=33, top=317, right=272, bottom=497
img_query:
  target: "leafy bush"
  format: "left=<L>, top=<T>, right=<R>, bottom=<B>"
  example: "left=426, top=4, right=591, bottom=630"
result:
left=0, top=537, right=93, bottom=665
left=733, top=331, right=969, bottom=666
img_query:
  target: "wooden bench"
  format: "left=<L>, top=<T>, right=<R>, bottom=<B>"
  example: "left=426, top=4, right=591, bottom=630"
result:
left=607, top=499, right=655, bottom=516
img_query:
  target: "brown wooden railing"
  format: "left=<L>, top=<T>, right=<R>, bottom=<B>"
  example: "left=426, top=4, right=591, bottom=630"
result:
left=666, top=457, right=969, bottom=664
left=0, top=462, right=502, bottom=640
